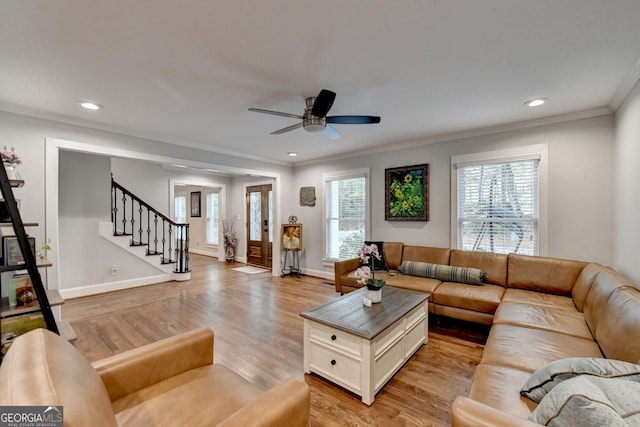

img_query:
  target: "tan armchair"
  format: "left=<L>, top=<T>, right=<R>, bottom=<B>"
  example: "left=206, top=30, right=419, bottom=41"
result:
left=0, top=328, right=310, bottom=427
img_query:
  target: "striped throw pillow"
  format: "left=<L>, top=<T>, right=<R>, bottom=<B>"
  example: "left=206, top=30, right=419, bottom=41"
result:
left=398, top=261, right=486, bottom=285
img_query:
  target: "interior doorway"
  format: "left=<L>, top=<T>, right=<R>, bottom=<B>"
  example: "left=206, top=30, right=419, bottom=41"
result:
left=246, top=184, right=272, bottom=267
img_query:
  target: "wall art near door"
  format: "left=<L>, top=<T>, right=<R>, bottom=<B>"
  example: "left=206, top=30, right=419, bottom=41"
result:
left=281, top=223, right=302, bottom=250
left=385, top=163, right=429, bottom=221
left=190, top=191, right=201, bottom=217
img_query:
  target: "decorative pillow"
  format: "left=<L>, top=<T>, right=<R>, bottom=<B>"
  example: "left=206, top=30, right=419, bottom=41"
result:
left=363, top=240, right=389, bottom=272
left=529, top=375, right=640, bottom=426
left=521, top=357, right=640, bottom=403
left=398, top=261, right=486, bottom=285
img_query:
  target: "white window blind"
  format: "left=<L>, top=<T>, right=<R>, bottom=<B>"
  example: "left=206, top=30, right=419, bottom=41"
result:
left=457, top=158, right=539, bottom=255
left=206, top=192, right=219, bottom=245
left=325, top=175, right=367, bottom=260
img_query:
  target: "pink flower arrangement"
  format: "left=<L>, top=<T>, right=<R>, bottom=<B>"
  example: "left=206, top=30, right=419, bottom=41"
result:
left=354, top=243, right=386, bottom=289
left=1, top=146, right=22, bottom=164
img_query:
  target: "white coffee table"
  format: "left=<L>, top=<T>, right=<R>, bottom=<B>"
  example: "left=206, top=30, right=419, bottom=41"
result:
left=301, top=286, right=429, bottom=405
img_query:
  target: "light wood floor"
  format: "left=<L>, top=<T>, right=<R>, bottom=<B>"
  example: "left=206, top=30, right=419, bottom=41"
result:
left=63, top=255, right=487, bottom=426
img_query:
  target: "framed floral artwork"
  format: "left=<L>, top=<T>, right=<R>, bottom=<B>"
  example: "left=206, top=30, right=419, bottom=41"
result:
left=385, top=163, right=429, bottom=221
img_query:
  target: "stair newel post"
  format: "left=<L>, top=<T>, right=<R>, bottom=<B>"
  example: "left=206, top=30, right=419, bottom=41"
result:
left=183, top=223, right=190, bottom=273
left=111, top=176, right=116, bottom=235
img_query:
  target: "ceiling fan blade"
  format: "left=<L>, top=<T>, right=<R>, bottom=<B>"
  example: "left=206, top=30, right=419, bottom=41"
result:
left=323, top=125, right=341, bottom=140
left=248, top=108, right=303, bottom=120
left=311, top=89, right=336, bottom=117
left=271, top=122, right=303, bottom=135
left=326, top=115, right=381, bottom=125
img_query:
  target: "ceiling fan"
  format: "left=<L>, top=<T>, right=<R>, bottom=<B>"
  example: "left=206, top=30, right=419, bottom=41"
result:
left=248, top=89, right=381, bottom=140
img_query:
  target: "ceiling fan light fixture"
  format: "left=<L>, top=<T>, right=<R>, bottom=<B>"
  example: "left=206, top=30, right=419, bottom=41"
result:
left=525, top=98, right=547, bottom=107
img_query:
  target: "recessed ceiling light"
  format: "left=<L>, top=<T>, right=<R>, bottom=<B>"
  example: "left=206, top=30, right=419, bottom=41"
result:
left=525, top=98, right=547, bottom=107
left=287, top=152, right=298, bottom=157
left=80, top=101, right=102, bottom=110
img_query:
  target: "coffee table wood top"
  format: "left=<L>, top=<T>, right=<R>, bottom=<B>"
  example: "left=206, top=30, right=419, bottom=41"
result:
left=300, top=287, right=429, bottom=339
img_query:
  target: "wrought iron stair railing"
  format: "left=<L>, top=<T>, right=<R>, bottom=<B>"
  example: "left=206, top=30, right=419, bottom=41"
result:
left=111, top=176, right=190, bottom=273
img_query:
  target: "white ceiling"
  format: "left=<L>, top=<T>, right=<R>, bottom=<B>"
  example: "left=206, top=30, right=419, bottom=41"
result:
left=2, top=1, right=640, bottom=165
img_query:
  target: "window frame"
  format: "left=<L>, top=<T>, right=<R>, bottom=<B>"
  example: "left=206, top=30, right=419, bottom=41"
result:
left=450, top=144, right=548, bottom=256
left=322, top=168, right=370, bottom=263
left=206, top=191, right=220, bottom=246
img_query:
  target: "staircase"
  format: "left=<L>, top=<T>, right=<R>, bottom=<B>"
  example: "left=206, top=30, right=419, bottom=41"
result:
left=107, top=177, right=191, bottom=281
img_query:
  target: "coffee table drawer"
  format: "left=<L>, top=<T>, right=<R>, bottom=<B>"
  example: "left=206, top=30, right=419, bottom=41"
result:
left=309, top=342, right=361, bottom=392
left=309, top=321, right=362, bottom=356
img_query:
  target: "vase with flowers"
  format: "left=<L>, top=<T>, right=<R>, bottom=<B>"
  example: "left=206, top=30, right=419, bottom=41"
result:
left=1, top=146, right=22, bottom=180
left=222, top=217, right=238, bottom=262
left=354, top=243, right=386, bottom=304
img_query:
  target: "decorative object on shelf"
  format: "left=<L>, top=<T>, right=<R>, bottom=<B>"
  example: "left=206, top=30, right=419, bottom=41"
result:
left=190, top=191, right=201, bottom=217
left=299, top=186, right=316, bottom=207
left=288, top=215, right=298, bottom=224
left=1, top=146, right=22, bottom=181
left=2, top=235, right=36, bottom=265
left=222, top=217, right=238, bottom=262
left=354, top=243, right=386, bottom=304
left=15, top=275, right=35, bottom=307
left=38, top=238, right=52, bottom=260
left=385, top=163, right=429, bottom=221
left=281, top=224, right=302, bottom=250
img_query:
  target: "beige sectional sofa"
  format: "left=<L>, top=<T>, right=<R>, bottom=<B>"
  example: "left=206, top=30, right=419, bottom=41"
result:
left=334, top=243, right=640, bottom=425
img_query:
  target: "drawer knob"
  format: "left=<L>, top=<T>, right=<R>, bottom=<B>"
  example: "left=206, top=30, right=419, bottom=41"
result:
left=330, top=359, right=336, bottom=366
left=331, top=334, right=337, bottom=341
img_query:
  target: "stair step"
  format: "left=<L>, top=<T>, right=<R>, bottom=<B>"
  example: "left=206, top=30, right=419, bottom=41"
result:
left=57, top=320, right=77, bottom=343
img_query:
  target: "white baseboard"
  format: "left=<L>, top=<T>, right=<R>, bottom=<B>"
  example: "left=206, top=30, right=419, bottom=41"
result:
left=59, top=274, right=170, bottom=299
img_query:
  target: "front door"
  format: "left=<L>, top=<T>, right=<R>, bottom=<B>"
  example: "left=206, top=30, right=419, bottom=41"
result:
left=246, top=184, right=272, bottom=267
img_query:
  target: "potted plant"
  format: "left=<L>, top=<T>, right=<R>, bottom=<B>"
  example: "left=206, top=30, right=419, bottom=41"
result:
left=354, top=243, right=386, bottom=303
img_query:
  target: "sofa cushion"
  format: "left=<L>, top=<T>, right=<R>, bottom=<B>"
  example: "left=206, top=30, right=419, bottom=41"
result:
left=450, top=250, right=508, bottom=286
left=433, top=282, right=504, bottom=314
left=594, top=287, right=640, bottom=364
left=493, top=302, right=593, bottom=340
left=583, top=267, right=635, bottom=335
left=520, top=357, right=640, bottom=403
left=382, top=241, right=404, bottom=270
left=507, top=253, right=587, bottom=296
left=572, top=263, right=604, bottom=312
left=363, top=240, right=389, bottom=272
left=384, top=274, right=441, bottom=297
left=481, top=324, right=603, bottom=373
left=467, top=364, right=537, bottom=418
left=528, top=376, right=640, bottom=426
left=399, top=261, right=486, bottom=285
left=401, top=245, right=450, bottom=265
left=0, top=329, right=118, bottom=427
left=501, top=288, right=578, bottom=312
left=113, top=364, right=264, bottom=427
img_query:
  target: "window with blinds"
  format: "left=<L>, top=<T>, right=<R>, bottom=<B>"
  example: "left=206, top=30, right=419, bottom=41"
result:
left=206, top=192, right=219, bottom=245
left=456, top=157, right=540, bottom=255
left=325, top=173, right=367, bottom=260
left=175, top=195, right=186, bottom=240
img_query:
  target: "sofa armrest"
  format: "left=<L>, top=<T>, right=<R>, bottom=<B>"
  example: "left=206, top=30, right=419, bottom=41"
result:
left=216, top=378, right=310, bottom=427
left=92, top=328, right=214, bottom=402
left=334, top=257, right=361, bottom=293
left=451, top=397, right=540, bottom=427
